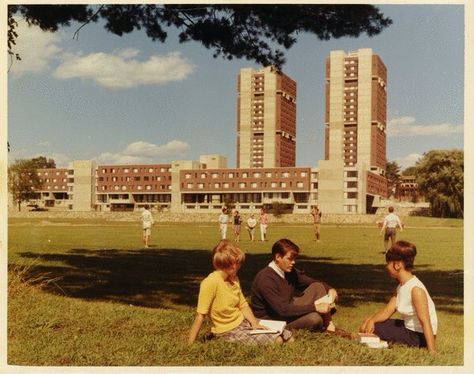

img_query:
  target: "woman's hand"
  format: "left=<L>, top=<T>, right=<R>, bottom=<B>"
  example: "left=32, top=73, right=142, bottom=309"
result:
left=359, top=318, right=375, bottom=334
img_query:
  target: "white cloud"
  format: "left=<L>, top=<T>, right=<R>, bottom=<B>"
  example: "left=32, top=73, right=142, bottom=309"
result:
left=53, top=50, right=194, bottom=89
left=9, top=18, right=62, bottom=78
left=95, top=140, right=190, bottom=164
left=387, top=116, right=463, bottom=137
left=393, top=153, right=422, bottom=169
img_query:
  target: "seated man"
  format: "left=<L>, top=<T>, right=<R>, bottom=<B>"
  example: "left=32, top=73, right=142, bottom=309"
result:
left=250, top=238, right=338, bottom=332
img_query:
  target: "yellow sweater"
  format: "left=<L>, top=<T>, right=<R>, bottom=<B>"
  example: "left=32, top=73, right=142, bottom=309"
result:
left=197, top=271, right=248, bottom=334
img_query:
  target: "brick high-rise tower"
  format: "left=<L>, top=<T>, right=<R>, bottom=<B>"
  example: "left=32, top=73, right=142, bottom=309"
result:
left=318, top=48, right=388, bottom=214
left=237, top=66, right=296, bottom=168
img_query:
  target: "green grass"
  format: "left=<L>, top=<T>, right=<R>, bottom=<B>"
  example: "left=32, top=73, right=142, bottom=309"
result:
left=8, top=216, right=464, bottom=366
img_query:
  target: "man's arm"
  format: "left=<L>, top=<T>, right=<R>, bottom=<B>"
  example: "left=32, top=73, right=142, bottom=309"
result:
left=254, top=272, right=316, bottom=318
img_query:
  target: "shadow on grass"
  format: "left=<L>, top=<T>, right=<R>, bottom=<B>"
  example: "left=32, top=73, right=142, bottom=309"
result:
left=14, top=248, right=463, bottom=314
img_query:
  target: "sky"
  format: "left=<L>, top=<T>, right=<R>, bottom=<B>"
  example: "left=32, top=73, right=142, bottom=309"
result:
left=7, top=4, right=465, bottom=170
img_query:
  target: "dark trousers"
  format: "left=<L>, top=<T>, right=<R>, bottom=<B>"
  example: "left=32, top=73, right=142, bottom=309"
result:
left=374, top=319, right=427, bottom=347
left=287, top=282, right=328, bottom=331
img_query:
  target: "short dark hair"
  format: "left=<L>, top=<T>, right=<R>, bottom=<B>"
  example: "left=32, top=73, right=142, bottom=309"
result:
left=385, top=240, right=417, bottom=270
left=144, top=204, right=149, bottom=209
left=272, top=238, right=300, bottom=259
left=388, top=206, right=394, bottom=213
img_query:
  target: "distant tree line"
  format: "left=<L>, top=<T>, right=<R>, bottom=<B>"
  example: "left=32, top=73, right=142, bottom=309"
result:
left=386, top=149, right=463, bottom=218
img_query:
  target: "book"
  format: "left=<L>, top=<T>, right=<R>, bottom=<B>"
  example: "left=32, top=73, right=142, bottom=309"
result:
left=314, top=294, right=336, bottom=310
left=366, top=341, right=389, bottom=349
left=357, top=332, right=380, bottom=343
left=249, top=319, right=287, bottom=335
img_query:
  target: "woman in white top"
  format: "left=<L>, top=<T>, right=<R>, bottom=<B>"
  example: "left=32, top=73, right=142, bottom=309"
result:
left=359, top=240, right=437, bottom=352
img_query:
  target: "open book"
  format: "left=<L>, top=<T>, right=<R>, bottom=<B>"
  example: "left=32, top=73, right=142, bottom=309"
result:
left=357, top=333, right=388, bottom=348
left=249, top=319, right=287, bottom=335
left=314, top=294, right=336, bottom=313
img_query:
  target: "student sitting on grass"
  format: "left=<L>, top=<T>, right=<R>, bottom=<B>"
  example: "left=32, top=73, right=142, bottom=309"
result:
left=188, top=240, right=293, bottom=344
left=250, top=239, right=343, bottom=335
left=359, top=240, right=438, bottom=353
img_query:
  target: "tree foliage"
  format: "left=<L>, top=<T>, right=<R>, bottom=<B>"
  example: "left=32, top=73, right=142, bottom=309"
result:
left=29, top=156, right=56, bottom=169
left=8, top=159, right=43, bottom=211
left=385, top=160, right=401, bottom=198
left=414, top=149, right=463, bottom=218
left=8, top=4, right=392, bottom=68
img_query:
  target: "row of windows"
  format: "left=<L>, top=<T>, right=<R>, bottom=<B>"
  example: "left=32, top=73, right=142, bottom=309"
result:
left=37, top=171, right=67, bottom=176
left=100, top=185, right=170, bottom=191
left=100, top=167, right=170, bottom=174
left=40, top=178, right=67, bottom=183
left=185, top=181, right=306, bottom=189
left=98, top=175, right=169, bottom=182
left=184, top=171, right=308, bottom=179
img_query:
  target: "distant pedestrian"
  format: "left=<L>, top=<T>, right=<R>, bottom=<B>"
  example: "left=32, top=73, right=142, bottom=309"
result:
left=311, top=206, right=322, bottom=242
left=141, top=204, right=154, bottom=248
left=233, top=210, right=242, bottom=242
left=259, top=208, right=269, bottom=241
left=218, top=207, right=229, bottom=240
left=246, top=214, right=257, bottom=241
left=380, top=206, right=403, bottom=252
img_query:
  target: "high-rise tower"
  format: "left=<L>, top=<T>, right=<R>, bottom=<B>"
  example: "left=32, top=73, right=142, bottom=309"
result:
left=237, top=66, right=296, bottom=168
left=318, top=48, right=388, bottom=214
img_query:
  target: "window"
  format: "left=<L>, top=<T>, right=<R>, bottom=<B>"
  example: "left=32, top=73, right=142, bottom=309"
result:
left=253, top=172, right=261, bottom=178
left=266, top=172, right=272, bottom=177
left=251, top=182, right=257, bottom=188
left=300, top=172, right=307, bottom=177
left=228, top=173, right=234, bottom=178
left=271, top=182, right=277, bottom=188
left=185, top=173, right=191, bottom=179
left=133, top=168, right=138, bottom=173
left=201, top=173, right=206, bottom=179
left=124, top=168, right=129, bottom=173
left=282, top=172, right=289, bottom=178
left=280, top=182, right=287, bottom=188
left=187, top=183, right=193, bottom=189
left=297, top=182, right=304, bottom=188
left=239, top=182, right=246, bottom=188
left=242, top=172, right=248, bottom=178
left=214, top=183, right=220, bottom=188
left=223, top=183, right=229, bottom=188
left=211, top=173, right=219, bottom=179
left=198, top=183, right=204, bottom=189
left=148, top=168, right=154, bottom=173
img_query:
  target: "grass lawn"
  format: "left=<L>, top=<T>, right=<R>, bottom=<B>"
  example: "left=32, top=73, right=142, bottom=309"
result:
left=8, top=216, right=464, bottom=366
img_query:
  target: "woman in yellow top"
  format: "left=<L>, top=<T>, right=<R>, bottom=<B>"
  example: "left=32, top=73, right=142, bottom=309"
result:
left=188, top=240, right=293, bottom=344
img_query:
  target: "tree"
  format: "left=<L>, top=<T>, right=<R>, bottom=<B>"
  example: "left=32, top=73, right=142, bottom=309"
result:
left=415, top=149, right=463, bottom=218
left=385, top=161, right=401, bottom=198
left=8, top=159, right=42, bottom=211
left=8, top=4, right=392, bottom=69
left=402, top=166, right=417, bottom=176
left=29, top=156, right=56, bottom=169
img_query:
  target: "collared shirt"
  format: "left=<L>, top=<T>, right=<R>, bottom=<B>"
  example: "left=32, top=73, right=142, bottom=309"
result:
left=268, top=260, right=285, bottom=279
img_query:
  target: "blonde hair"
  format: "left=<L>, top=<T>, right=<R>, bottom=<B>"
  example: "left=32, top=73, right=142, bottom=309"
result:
left=212, top=240, right=245, bottom=270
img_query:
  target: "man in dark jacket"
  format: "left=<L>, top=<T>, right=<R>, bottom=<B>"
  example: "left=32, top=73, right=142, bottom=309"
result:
left=250, top=238, right=338, bottom=331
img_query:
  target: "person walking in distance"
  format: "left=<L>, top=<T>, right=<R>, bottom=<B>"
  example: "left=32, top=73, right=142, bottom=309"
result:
left=380, top=206, right=403, bottom=253
left=246, top=214, right=257, bottom=242
left=218, top=207, right=229, bottom=240
left=141, top=204, right=154, bottom=248
left=311, top=206, right=322, bottom=242
left=233, top=210, right=242, bottom=242
left=259, top=208, right=269, bottom=242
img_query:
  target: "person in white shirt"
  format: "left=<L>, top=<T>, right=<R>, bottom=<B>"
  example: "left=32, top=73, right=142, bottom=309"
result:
left=359, top=240, right=437, bottom=353
left=218, top=208, right=229, bottom=240
left=141, top=205, right=154, bottom=248
left=380, top=206, right=403, bottom=252
left=246, top=214, right=257, bottom=241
